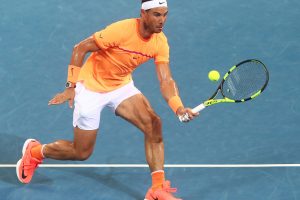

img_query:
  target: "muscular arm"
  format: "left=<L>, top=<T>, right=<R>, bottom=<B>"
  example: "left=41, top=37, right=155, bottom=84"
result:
left=156, top=63, right=198, bottom=120
left=155, top=63, right=181, bottom=103
left=48, top=36, right=100, bottom=107
left=70, top=36, right=100, bottom=67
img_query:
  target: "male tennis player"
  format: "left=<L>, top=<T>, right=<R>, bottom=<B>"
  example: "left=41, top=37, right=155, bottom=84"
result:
left=16, top=0, right=198, bottom=199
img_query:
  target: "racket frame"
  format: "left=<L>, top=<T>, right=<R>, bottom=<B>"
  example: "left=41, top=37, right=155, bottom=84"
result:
left=192, top=59, right=269, bottom=113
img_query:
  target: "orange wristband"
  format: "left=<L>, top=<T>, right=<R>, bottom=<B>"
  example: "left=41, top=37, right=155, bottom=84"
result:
left=67, top=65, right=81, bottom=83
left=168, top=96, right=184, bottom=114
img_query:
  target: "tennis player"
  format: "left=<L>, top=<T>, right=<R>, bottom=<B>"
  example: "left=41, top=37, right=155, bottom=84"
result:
left=16, top=0, right=198, bottom=199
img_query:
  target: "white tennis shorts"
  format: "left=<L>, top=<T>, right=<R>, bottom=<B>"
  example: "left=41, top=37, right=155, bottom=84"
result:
left=73, top=81, right=141, bottom=130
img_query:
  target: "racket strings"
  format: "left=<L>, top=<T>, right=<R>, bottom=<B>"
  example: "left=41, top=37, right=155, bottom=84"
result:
left=222, top=61, right=268, bottom=100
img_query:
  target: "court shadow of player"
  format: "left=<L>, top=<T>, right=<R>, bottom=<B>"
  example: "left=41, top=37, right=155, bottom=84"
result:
left=0, top=133, right=52, bottom=185
left=74, top=168, right=144, bottom=200
left=0, top=133, right=25, bottom=163
left=0, top=168, right=52, bottom=186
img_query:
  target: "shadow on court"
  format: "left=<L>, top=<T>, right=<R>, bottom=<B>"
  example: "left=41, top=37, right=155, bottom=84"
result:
left=0, top=168, right=20, bottom=186
left=0, top=133, right=25, bottom=163
left=0, top=168, right=53, bottom=186
left=69, top=168, right=144, bottom=199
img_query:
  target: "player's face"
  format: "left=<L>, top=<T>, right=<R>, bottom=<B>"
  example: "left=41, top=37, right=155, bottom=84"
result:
left=142, top=7, right=168, bottom=33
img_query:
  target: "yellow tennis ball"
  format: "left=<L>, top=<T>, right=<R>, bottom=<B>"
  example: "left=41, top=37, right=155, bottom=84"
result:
left=208, top=70, right=220, bottom=81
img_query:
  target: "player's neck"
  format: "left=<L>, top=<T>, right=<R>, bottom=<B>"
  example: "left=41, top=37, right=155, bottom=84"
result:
left=138, top=18, right=153, bottom=39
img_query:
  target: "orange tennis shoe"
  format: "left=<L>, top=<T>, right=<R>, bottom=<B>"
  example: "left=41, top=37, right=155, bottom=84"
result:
left=145, top=180, right=182, bottom=200
left=16, top=139, right=43, bottom=184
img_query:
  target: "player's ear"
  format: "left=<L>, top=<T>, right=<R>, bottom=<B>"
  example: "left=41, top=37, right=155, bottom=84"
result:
left=140, top=9, right=145, bottom=17
left=140, top=9, right=149, bottom=18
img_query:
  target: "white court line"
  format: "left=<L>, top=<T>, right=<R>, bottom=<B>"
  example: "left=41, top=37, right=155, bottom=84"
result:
left=1, top=164, right=300, bottom=168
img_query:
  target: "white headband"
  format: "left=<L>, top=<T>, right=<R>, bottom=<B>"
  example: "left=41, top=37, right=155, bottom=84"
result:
left=141, top=0, right=168, bottom=10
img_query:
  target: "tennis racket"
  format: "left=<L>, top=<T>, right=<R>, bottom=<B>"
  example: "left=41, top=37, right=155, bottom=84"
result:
left=179, top=59, right=269, bottom=122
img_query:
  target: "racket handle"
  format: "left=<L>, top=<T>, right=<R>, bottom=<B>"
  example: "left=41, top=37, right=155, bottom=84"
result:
left=178, top=103, right=205, bottom=122
left=192, top=103, right=206, bottom=113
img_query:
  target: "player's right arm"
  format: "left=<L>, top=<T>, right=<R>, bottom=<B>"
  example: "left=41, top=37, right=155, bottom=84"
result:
left=48, top=36, right=100, bottom=108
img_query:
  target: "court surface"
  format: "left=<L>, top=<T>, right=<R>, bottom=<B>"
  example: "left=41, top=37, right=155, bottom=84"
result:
left=0, top=0, right=300, bottom=199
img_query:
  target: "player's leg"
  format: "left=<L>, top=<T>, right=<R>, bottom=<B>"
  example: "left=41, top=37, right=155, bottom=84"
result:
left=115, top=93, right=181, bottom=200
left=16, top=83, right=104, bottom=184
left=42, top=127, right=97, bottom=160
left=16, top=127, right=98, bottom=184
left=43, top=82, right=104, bottom=160
left=116, top=93, right=164, bottom=172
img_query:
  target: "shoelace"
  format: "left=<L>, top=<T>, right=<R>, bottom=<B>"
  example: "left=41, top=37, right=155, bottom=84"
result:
left=163, top=186, right=177, bottom=193
left=161, top=181, right=177, bottom=193
left=23, top=158, right=42, bottom=170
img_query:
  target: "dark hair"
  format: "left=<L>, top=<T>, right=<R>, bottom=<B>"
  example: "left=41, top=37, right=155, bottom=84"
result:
left=141, top=0, right=153, bottom=3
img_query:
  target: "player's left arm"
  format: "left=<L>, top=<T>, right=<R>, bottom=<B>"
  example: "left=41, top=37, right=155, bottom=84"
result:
left=48, top=36, right=100, bottom=108
left=155, top=63, right=199, bottom=121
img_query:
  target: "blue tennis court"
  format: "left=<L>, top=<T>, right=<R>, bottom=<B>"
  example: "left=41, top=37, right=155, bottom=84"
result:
left=0, top=0, right=300, bottom=199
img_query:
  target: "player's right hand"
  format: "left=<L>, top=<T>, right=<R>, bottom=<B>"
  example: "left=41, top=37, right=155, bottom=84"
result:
left=48, top=88, right=75, bottom=108
left=177, top=107, right=199, bottom=122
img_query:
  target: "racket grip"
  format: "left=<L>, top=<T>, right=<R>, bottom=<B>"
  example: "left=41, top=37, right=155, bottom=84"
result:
left=192, top=103, right=206, bottom=113
left=178, top=103, right=205, bottom=122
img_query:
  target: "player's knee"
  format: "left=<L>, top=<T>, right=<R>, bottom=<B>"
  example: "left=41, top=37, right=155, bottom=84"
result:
left=144, top=114, right=161, bottom=131
left=143, top=114, right=162, bottom=142
left=149, top=133, right=163, bottom=143
left=75, top=149, right=93, bottom=161
left=151, top=114, right=162, bottom=132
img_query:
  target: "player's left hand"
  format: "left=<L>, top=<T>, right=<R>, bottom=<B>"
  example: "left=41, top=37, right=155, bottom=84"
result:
left=48, top=88, right=75, bottom=108
left=176, top=107, right=199, bottom=122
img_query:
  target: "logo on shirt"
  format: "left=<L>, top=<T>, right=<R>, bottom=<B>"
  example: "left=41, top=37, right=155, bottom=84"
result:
left=99, top=33, right=103, bottom=39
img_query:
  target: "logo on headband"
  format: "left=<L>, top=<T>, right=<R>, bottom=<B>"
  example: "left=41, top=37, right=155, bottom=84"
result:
left=142, top=0, right=168, bottom=10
